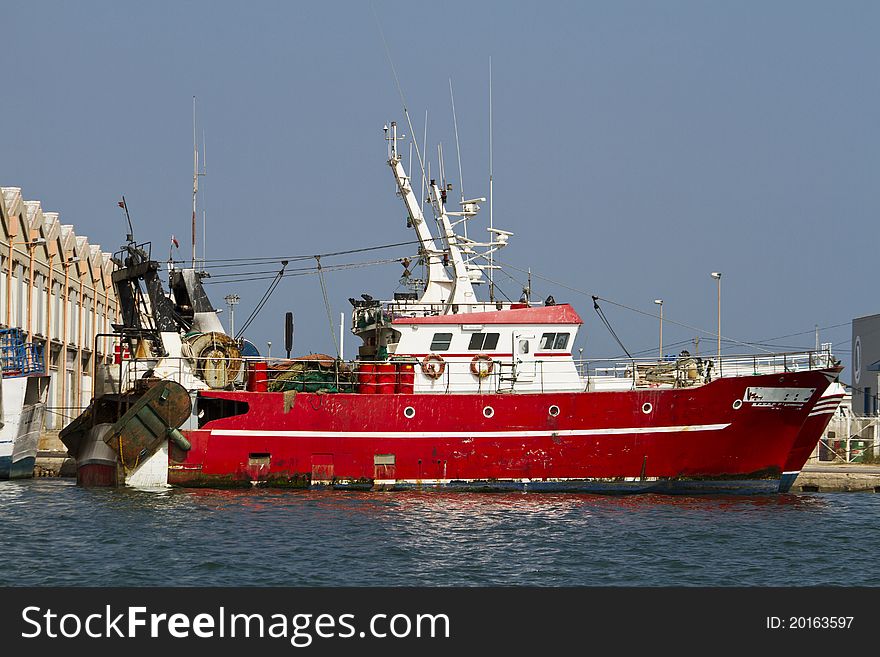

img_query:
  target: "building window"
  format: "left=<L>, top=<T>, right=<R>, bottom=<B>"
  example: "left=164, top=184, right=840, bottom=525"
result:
left=468, top=332, right=500, bottom=350
left=429, top=332, right=453, bottom=351
left=84, top=297, right=93, bottom=347
left=0, top=255, right=6, bottom=323
left=9, top=263, right=19, bottom=326
left=865, top=388, right=872, bottom=416
left=34, top=273, right=46, bottom=335
left=68, top=289, right=78, bottom=344
left=52, top=282, right=62, bottom=340
left=17, top=265, right=26, bottom=329
left=540, top=332, right=570, bottom=350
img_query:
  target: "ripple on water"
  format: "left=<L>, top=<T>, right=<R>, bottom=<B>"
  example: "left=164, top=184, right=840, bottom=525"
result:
left=2, top=480, right=880, bottom=586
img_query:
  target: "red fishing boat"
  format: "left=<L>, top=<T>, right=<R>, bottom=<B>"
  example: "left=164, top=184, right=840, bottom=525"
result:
left=59, top=122, right=842, bottom=493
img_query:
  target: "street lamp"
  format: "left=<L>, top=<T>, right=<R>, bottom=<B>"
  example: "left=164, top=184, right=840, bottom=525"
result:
left=223, top=293, right=240, bottom=337
left=710, top=272, right=722, bottom=365
left=654, top=299, right=663, bottom=359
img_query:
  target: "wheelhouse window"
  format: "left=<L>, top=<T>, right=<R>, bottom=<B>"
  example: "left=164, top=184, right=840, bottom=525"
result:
left=540, top=332, right=570, bottom=350
left=430, top=332, right=453, bottom=351
left=468, top=332, right=500, bottom=350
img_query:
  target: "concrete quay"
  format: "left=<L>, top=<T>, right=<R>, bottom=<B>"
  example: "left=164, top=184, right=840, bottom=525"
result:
left=792, top=464, right=880, bottom=493
left=33, top=431, right=75, bottom=477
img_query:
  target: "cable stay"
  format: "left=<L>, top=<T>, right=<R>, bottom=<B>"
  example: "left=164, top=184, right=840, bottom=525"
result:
left=592, top=296, right=632, bottom=359
left=234, top=260, right=288, bottom=339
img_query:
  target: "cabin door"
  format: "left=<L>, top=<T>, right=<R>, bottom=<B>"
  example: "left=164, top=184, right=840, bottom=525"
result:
left=513, top=332, right=536, bottom=384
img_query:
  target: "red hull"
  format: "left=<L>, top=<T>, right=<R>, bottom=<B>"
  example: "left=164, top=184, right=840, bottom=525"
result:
left=166, top=368, right=838, bottom=492
left=779, top=388, right=845, bottom=490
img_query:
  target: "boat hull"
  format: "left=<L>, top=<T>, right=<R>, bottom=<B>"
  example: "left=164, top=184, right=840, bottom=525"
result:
left=777, top=382, right=846, bottom=492
left=155, top=368, right=838, bottom=494
left=0, top=375, right=49, bottom=480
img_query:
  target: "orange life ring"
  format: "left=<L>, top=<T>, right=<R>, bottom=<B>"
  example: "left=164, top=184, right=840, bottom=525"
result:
left=421, top=353, right=446, bottom=379
left=470, top=354, right=494, bottom=378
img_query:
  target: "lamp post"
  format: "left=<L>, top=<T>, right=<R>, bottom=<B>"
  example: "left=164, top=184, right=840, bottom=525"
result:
left=654, top=299, right=663, bottom=359
left=711, top=272, right=722, bottom=364
left=267, top=341, right=272, bottom=359
left=224, top=293, right=240, bottom=338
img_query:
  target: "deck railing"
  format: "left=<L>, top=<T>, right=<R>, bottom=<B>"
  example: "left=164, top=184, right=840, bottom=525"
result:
left=0, top=328, right=45, bottom=377
left=98, top=346, right=838, bottom=399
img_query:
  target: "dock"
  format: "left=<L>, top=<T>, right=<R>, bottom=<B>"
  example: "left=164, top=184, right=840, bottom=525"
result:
left=791, top=464, right=880, bottom=493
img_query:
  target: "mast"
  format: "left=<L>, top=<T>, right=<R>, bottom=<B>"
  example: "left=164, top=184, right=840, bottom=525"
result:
left=488, top=56, right=495, bottom=302
left=191, top=98, right=207, bottom=267
left=192, top=97, right=198, bottom=265
left=386, top=121, right=453, bottom=304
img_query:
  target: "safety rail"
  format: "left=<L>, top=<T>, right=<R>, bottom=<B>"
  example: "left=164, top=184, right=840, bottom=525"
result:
left=581, top=349, right=838, bottom=392
left=98, top=347, right=839, bottom=398
left=0, top=328, right=45, bottom=377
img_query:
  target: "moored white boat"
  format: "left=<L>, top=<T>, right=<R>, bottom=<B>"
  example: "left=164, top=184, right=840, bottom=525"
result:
left=1, top=329, right=49, bottom=480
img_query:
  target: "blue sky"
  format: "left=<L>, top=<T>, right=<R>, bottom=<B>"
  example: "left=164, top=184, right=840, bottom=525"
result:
left=3, top=1, right=877, bottom=369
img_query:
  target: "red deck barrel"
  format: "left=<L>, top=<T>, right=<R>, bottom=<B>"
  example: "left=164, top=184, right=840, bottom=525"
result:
left=376, top=363, right=397, bottom=395
left=358, top=362, right=377, bottom=394
left=396, top=361, right=415, bottom=394
left=247, top=361, right=269, bottom=392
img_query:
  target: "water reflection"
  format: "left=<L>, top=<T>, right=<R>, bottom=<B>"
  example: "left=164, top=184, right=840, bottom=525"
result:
left=1, top=479, right=875, bottom=586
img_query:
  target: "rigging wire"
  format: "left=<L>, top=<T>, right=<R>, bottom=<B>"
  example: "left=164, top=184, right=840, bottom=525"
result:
left=166, top=238, right=424, bottom=268
left=492, top=257, right=801, bottom=355
left=234, top=260, right=288, bottom=339
left=592, top=296, right=632, bottom=358
left=316, top=255, right=340, bottom=360
left=371, top=3, right=435, bottom=223
left=202, top=257, right=407, bottom=285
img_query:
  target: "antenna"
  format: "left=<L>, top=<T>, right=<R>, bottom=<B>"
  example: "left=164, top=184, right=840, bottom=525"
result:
left=488, top=56, right=495, bottom=302
left=449, top=78, right=467, bottom=238
left=408, top=141, right=413, bottom=191
left=421, top=110, right=428, bottom=216
left=372, top=6, right=432, bottom=219
left=192, top=96, right=197, bottom=265
left=191, top=97, right=206, bottom=267
left=202, top=128, right=207, bottom=266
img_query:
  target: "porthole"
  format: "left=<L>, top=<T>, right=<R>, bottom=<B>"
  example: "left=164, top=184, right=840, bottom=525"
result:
left=483, top=406, right=495, bottom=418
left=404, top=406, right=416, bottom=419
left=732, top=399, right=743, bottom=410
left=642, top=402, right=653, bottom=414
left=549, top=405, right=560, bottom=417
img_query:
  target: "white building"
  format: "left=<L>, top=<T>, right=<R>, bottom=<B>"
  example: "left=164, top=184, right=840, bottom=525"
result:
left=1, top=186, right=120, bottom=430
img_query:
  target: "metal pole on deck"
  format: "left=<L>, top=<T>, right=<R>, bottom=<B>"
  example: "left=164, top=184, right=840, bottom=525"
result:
left=711, top=272, right=722, bottom=370
left=339, top=311, right=345, bottom=360
left=654, top=299, right=663, bottom=359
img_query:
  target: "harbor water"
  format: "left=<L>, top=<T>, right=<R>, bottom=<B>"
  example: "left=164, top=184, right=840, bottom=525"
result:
left=2, top=478, right=879, bottom=587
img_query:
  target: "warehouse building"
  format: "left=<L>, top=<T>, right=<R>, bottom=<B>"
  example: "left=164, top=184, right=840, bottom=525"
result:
left=1, top=186, right=120, bottom=430
left=851, top=313, right=880, bottom=416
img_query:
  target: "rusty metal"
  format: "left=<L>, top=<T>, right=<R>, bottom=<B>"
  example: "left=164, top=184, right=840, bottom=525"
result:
left=103, top=380, right=192, bottom=468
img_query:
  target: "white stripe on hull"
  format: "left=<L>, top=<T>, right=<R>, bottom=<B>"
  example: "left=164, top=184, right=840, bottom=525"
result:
left=812, top=398, right=843, bottom=407
left=211, top=423, right=731, bottom=439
